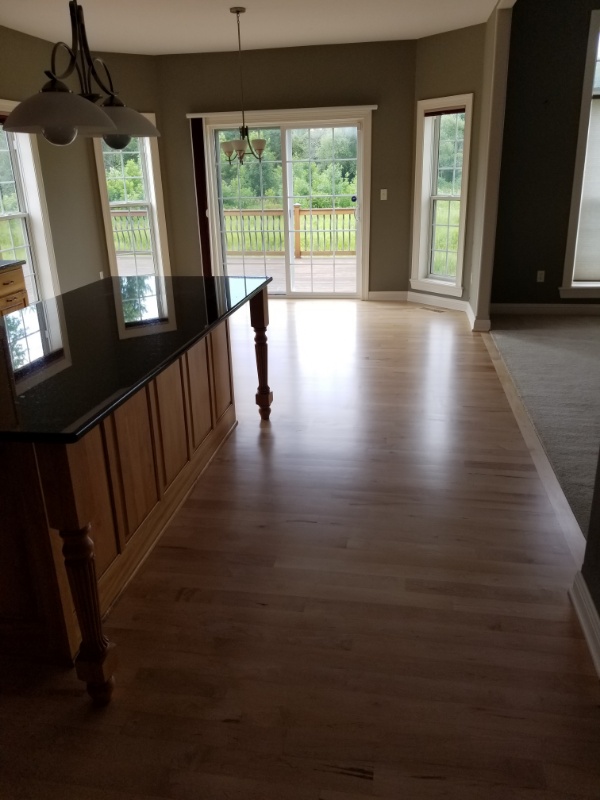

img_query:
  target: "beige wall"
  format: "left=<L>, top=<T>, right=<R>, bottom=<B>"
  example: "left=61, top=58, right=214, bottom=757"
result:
left=1, top=23, right=489, bottom=296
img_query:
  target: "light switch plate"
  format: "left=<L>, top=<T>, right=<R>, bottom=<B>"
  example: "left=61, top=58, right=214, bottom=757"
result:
left=380, top=189, right=387, bottom=200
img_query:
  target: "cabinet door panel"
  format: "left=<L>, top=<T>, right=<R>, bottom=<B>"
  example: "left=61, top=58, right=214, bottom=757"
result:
left=155, top=360, right=189, bottom=489
left=112, top=387, right=159, bottom=538
left=211, top=322, right=233, bottom=421
left=186, top=337, right=213, bottom=450
left=79, top=426, right=119, bottom=577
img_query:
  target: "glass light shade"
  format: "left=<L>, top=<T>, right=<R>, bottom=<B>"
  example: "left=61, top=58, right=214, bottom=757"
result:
left=100, top=104, right=160, bottom=138
left=232, top=139, right=246, bottom=157
left=3, top=89, right=116, bottom=140
left=221, top=140, right=235, bottom=156
left=252, top=138, right=266, bottom=157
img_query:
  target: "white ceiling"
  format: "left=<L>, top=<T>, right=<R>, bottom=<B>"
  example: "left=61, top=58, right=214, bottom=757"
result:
left=0, top=0, right=500, bottom=56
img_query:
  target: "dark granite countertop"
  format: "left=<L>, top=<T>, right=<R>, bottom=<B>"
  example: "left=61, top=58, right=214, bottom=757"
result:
left=0, top=275, right=270, bottom=443
left=0, top=259, right=26, bottom=272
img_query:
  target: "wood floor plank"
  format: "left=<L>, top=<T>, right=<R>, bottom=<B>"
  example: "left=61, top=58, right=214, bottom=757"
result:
left=1, top=300, right=599, bottom=799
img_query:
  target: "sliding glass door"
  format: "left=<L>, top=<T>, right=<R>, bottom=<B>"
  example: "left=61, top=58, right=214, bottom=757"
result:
left=211, top=121, right=362, bottom=297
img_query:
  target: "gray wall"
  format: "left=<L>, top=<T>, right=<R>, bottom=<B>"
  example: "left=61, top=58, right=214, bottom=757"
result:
left=0, top=23, right=489, bottom=295
left=0, top=27, right=159, bottom=293
left=415, top=24, right=486, bottom=302
left=156, top=41, right=416, bottom=288
left=492, top=0, right=600, bottom=303
left=0, top=26, right=108, bottom=292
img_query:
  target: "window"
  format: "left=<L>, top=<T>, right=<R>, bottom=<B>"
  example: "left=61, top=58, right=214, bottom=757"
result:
left=0, top=101, right=58, bottom=302
left=562, top=11, right=600, bottom=297
left=0, top=127, right=38, bottom=300
left=94, top=118, right=170, bottom=280
left=410, top=94, right=473, bottom=298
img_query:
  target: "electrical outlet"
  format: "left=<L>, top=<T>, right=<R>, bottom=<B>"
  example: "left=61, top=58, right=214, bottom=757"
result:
left=536, top=270, right=545, bottom=283
left=99, top=271, right=104, bottom=279
left=380, top=188, right=388, bottom=201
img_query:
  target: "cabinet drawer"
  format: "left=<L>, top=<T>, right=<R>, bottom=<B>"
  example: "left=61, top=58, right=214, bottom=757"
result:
left=0, top=289, right=27, bottom=314
left=0, top=268, right=26, bottom=296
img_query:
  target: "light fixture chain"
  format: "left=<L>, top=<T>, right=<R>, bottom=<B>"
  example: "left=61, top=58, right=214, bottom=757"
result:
left=236, top=10, right=246, bottom=131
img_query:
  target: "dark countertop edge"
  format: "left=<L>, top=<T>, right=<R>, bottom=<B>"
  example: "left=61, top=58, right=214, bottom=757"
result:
left=1, top=277, right=271, bottom=445
left=0, top=259, right=26, bottom=272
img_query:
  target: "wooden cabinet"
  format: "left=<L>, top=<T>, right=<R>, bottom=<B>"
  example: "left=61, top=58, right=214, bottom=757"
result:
left=0, top=320, right=235, bottom=662
left=0, top=263, right=28, bottom=316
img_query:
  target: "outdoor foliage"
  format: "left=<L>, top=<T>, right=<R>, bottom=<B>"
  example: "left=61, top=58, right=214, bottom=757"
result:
left=102, top=138, right=153, bottom=253
left=436, top=113, right=464, bottom=196
left=0, top=129, right=28, bottom=262
left=218, top=127, right=358, bottom=209
left=103, top=138, right=146, bottom=203
left=217, top=127, right=358, bottom=254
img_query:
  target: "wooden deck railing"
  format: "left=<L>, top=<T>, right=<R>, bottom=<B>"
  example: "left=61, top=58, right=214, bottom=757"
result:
left=110, top=208, right=152, bottom=253
left=223, top=205, right=356, bottom=257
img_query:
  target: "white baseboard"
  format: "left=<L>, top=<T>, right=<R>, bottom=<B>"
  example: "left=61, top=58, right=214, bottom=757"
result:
left=466, top=303, right=476, bottom=329
left=406, top=291, right=470, bottom=314
left=368, top=291, right=489, bottom=332
left=569, top=572, right=600, bottom=679
left=368, top=291, right=408, bottom=302
left=491, top=303, right=600, bottom=315
left=472, top=318, right=491, bottom=332
left=466, top=305, right=491, bottom=331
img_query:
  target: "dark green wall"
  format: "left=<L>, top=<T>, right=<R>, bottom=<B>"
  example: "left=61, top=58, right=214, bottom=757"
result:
left=415, top=25, right=486, bottom=303
left=156, top=41, right=417, bottom=289
left=583, top=450, right=600, bottom=613
left=0, top=26, right=160, bottom=294
left=0, top=23, right=490, bottom=296
left=492, top=0, right=599, bottom=303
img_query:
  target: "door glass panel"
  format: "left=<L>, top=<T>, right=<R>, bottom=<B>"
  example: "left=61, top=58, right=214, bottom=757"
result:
left=216, top=127, right=284, bottom=294
left=287, top=126, right=358, bottom=294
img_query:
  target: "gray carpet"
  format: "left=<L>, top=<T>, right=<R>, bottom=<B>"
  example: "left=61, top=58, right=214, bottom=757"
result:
left=491, top=316, right=600, bottom=537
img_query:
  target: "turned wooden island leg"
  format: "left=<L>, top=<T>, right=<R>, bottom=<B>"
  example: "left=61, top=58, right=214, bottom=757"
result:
left=60, top=525, right=117, bottom=705
left=35, top=441, right=117, bottom=704
left=249, top=287, right=273, bottom=420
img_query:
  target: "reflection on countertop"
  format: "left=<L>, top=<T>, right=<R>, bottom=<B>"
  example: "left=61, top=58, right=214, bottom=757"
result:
left=0, top=275, right=269, bottom=442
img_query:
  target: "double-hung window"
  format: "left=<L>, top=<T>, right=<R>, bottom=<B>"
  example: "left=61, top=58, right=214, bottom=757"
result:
left=410, top=94, right=473, bottom=298
left=1, top=104, right=59, bottom=374
left=94, top=120, right=170, bottom=282
left=1, top=124, right=38, bottom=301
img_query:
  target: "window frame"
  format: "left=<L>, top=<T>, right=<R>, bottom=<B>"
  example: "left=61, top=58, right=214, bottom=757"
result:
left=0, top=99, right=59, bottom=301
left=410, top=94, right=473, bottom=298
left=561, top=10, right=600, bottom=298
left=93, top=114, right=171, bottom=278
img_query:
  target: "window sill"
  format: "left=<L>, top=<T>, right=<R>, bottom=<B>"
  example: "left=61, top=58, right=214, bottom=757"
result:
left=410, top=278, right=463, bottom=298
left=559, top=284, right=600, bottom=299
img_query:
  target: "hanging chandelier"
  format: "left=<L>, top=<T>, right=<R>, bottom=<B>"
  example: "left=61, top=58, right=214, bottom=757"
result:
left=220, top=7, right=266, bottom=165
left=3, top=1, right=159, bottom=150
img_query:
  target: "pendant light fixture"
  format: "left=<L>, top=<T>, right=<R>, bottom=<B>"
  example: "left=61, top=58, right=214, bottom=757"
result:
left=3, top=1, right=159, bottom=150
left=220, top=7, right=266, bottom=165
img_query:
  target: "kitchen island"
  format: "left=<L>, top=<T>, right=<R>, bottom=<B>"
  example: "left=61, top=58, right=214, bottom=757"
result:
left=0, top=275, right=272, bottom=704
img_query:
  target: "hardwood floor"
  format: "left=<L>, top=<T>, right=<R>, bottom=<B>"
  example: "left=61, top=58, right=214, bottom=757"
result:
left=2, top=299, right=600, bottom=799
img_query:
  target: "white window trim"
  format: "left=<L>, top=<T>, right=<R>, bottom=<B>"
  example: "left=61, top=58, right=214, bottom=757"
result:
left=561, top=10, right=600, bottom=299
left=0, top=98, right=59, bottom=300
left=410, top=94, right=473, bottom=299
left=93, top=113, right=171, bottom=278
left=189, top=105, right=375, bottom=300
